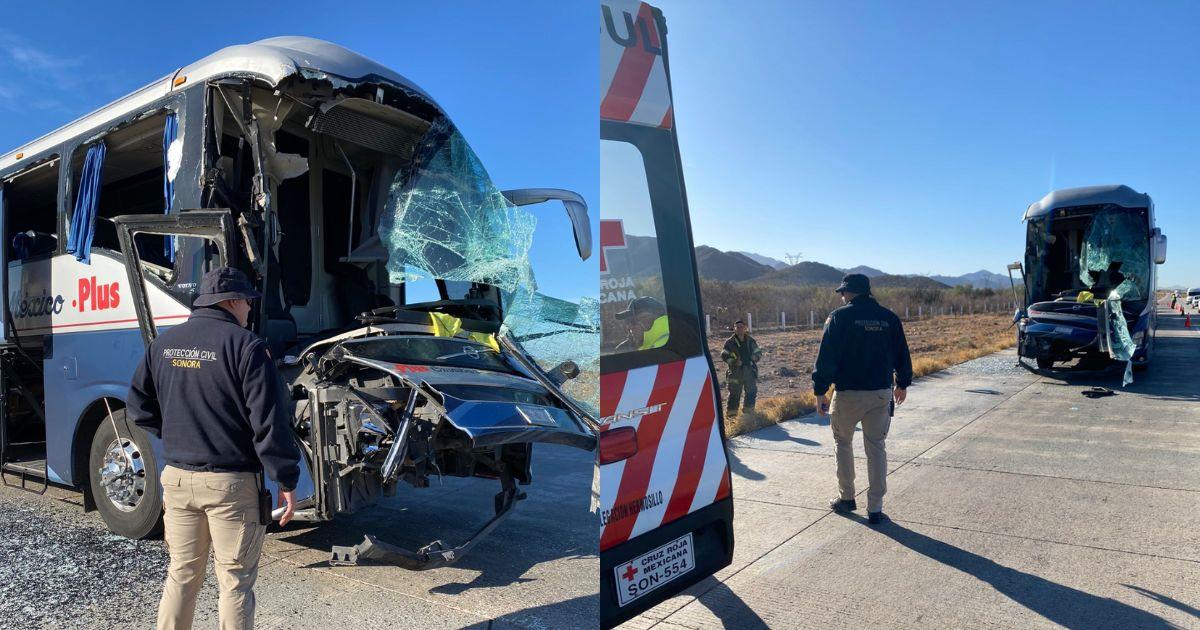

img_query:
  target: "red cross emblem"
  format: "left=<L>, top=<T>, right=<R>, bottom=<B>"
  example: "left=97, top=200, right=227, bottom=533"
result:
left=621, top=564, right=638, bottom=582
left=600, top=219, right=628, bottom=274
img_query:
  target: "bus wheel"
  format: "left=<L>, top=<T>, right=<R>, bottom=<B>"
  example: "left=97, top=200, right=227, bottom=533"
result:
left=88, top=410, right=163, bottom=539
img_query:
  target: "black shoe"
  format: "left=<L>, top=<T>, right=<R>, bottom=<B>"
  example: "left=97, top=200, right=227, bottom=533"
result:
left=829, top=498, right=856, bottom=513
left=868, top=511, right=889, bottom=525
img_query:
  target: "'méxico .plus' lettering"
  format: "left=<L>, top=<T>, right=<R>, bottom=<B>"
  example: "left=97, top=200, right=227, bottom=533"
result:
left=77, top=276, right=120, bottom=312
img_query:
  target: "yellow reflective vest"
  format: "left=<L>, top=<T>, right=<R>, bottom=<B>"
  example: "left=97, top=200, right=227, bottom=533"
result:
left=640, top=315, right=670, bottom=350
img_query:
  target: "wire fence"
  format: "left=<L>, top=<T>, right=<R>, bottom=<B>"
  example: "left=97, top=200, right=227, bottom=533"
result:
left=706, top=301, right=1020, bottom=336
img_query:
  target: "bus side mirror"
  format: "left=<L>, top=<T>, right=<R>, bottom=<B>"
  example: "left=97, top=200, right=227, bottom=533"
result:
left=502, top=188, right=592, bottom=261
left=1153, top=230, right=1167, bottom=264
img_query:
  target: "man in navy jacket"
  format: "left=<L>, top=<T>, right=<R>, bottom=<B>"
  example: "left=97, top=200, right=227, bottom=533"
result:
left=128, top=266, right=301, bottom=630
left=813, top=273, right=912, bottom=525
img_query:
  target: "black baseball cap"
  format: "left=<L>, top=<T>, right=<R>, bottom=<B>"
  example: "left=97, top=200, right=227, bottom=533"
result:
left=615, top=296, right=665, bottom=320
left=835, top=273, right=871, bottom=295
left=192, top=266, right=262, bottom=307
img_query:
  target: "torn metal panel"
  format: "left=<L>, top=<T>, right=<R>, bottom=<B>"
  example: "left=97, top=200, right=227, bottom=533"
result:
left=334, top=344, right=596, bottom=450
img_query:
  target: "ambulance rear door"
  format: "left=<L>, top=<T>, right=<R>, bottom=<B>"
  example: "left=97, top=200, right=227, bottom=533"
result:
left=599, top=2, right=734, bottom=626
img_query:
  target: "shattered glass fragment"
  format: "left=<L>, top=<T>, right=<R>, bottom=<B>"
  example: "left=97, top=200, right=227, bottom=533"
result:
left=378, top=118, right=598, bottom=413
left=502, top=290, right=600, bottom=416
left=380, top=119, right=537, bottom=294
left=1077, top=208, right=1148, bottom=385
left=1078, top=209, right=1150, bottom=301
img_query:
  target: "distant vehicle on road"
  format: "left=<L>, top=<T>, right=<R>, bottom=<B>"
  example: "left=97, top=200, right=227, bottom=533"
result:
left=1187, top=288, right=1200, bottom=306
left=1015, top=185, right=1167, bottom=372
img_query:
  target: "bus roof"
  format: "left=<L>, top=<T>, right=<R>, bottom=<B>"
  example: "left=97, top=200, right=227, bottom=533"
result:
left=1, top=36, right=438, bottom=173
left=1024, top=184, right=1151, bottom=221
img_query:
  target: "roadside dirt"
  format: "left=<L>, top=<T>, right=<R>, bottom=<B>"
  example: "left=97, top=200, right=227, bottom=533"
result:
left=708, top=313, right=1017, bottom=432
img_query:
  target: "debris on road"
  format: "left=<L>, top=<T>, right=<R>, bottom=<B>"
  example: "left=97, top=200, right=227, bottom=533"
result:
left=0, top=490, right=173, bottom=628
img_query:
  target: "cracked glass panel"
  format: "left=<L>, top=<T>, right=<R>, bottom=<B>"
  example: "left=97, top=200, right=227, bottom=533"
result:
left=1076, top=208, right=1148, bottom=385
left=379, top=118, right=598, bottom=414
left=502, top=292, right=601, bottom=416
left=1077, top=209, right=1150, bottom=302
left=380, top=119, right=536, bottom=293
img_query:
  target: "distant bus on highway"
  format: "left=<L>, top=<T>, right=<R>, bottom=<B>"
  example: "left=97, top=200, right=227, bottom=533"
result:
left=1016, top=185, right=1167, bottom=377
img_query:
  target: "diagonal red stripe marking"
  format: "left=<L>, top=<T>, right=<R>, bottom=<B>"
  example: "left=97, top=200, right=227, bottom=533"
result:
left=659, top=105, right=673, bottom=129
left=715, top=463, right=732, bottom=501
left=600, top=2, right=660, bottom=121
left=661, top=372, right=716, bottom=524
left=600, top=359, right=685, bottom=550
left=600, top=370, right=630, bottom=420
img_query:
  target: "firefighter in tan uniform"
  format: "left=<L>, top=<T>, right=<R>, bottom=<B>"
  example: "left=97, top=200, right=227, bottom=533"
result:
left=812, top=274, right=912, bottom=524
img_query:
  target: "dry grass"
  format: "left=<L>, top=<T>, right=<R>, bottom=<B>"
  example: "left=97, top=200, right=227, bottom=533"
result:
left=718, top=313, right=1016, bottom=436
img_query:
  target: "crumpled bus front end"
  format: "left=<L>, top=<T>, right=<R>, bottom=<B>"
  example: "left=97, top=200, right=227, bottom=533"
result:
left=1018, top=189, right=1157, bottom=377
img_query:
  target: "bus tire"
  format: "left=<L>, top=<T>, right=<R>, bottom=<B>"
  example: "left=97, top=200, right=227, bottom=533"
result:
left=88, top=410, right=163, bottom=539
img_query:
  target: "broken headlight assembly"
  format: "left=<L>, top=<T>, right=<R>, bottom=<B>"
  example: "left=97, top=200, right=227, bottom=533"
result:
left=345, top=401, right=390, bottom=458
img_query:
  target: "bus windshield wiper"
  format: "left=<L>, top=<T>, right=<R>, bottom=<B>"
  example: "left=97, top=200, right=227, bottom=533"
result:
left=435, top=345, right=499, bottom=361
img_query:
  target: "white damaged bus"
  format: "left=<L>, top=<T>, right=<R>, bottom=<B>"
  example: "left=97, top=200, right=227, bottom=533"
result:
left=0, top=37, right=599, bottom=568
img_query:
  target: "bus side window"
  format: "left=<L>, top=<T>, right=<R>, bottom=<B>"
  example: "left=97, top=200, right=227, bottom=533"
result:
left=4, top=156, right=61, bottom=262
left=68, top=111, right=171, bottom=264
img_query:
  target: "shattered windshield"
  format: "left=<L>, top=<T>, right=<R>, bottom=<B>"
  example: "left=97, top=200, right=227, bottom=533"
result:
left=378, top=118, right=599, bottom=414
left=379, top=118, right=535, bottom=293
left=1077, top=209, right=1150, bottom=301
left=1024, top=206, right=1150, bottom=304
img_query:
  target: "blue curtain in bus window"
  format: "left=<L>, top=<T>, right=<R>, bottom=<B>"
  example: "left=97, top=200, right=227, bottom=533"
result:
left=67, top=142, right=106, bottom=264
left=163, top=112, right=178, bottom=261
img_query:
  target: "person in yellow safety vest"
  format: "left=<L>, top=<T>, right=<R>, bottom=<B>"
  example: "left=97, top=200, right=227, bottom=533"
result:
left=615, top=296, right=669, bottom=351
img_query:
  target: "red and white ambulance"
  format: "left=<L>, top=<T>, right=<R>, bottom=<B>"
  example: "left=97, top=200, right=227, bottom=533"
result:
left=599, top=2, right=735, bottom=626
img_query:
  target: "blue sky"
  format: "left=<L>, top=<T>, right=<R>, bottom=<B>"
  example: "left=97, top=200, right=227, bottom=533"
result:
left=651, top=0, right=1199, bottom=287
left=0, top=0, right=596, bottom=300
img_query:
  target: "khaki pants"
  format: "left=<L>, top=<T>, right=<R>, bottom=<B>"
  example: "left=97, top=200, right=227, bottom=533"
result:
left=830, top=389, right=892, bottom=513
left=157, top=466, right=266, bottom=630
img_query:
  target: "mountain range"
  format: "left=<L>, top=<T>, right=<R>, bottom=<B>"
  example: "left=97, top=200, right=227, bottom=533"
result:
left=835, top=264, right=1010, bottom=289
left=735, top=251, right=788, bottom=270
left=607, top=236, right=1009, bottom=289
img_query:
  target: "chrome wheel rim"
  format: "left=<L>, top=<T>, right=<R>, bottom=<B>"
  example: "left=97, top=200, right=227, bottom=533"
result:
left=98, top=438, right=146, bottom=512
